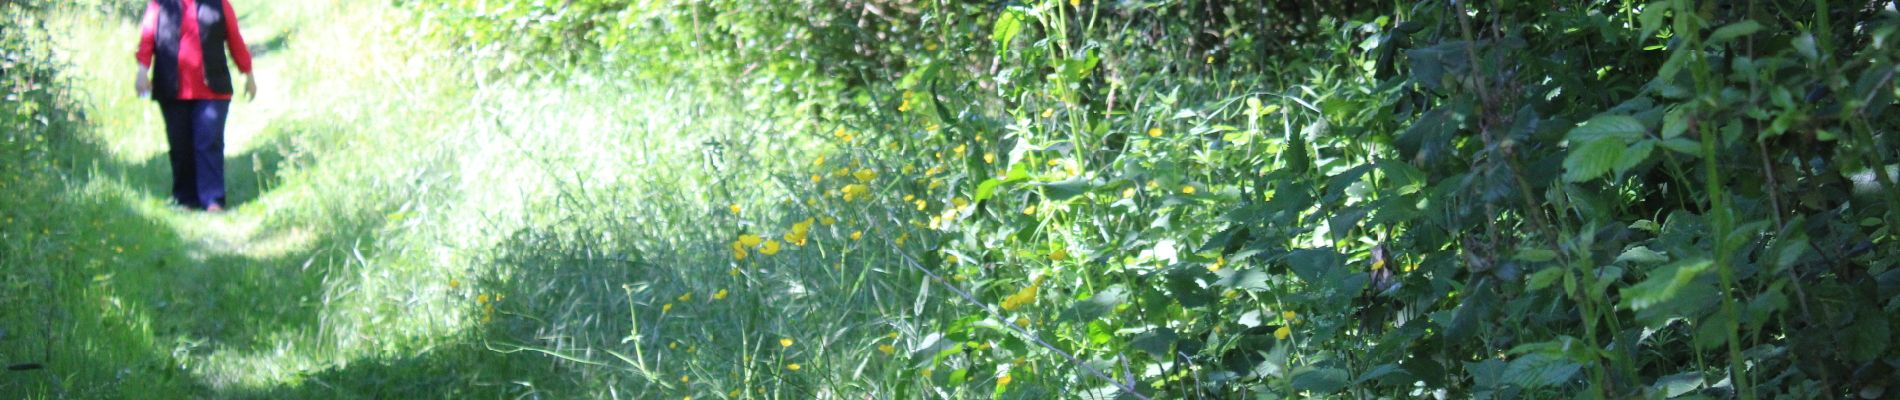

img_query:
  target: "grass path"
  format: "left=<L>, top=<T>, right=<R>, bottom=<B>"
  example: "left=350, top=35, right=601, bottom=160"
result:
left=4, top=0, right=923, bottom=397
left=5, top=1, right=712, bottom=397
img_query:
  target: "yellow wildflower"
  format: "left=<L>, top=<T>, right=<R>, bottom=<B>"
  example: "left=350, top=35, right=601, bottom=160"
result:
left=878, top=344, right=895, bottom=354
left=841, top=184, right=870, bottom=202
left=952, top=197, right=969, bottom=209
left=998, top=374, right=1013, bottom=386
left=854, top=168, right=877, bottom=183
left=786, top=363, right=802, bottom=371
left=1274, top=326, right=1292, bottom=340
left=1042, top=108, right=1056, bottom=118
left=984, top=152, right=996, bottom=164
left=1148, top=127, right=1163, bottom=137
left=477, top=293, right=490, bottom=304
left=1049, top=248, right=1069, bottom=262
left=811, top=174, right=822, bottom=183
left=1022, top=205, right=1037, bottom=215
left=1015, top=317, right=1032, bottom=327
left=678, top=292, right=693, bottom=302
left=784, top=230, right=808, bottom=247
left=1181, top=185, right=1196, bottom=195
left=729, top=203, right=742, bottom=214
left=669, top=341, right=679, bottom=349
left=759, top=240, right=782, bottom=255
left=954, top=144, right=967, bottom=156
left=448, top=279, right=460, bottom=289
left=1123, top=187, right=1137, bottom=198
left=851, top=231, right=863, bottom=241
left=1282, top=310, right=1297, bottom=321
left=663, top=303, right=674, bottom=313
left=780, top=338, right=794, bottom=348
left=820, top=216, right=836, bottom=225
left=1000, top=280, right=1040, bottom=311
left=713, top=289, right=729, bottom=300
left=738, top=234, right=763, bottom=247
left=814, top=155, right=826, bottom=167
left=729, top=267, right=741, bottom=277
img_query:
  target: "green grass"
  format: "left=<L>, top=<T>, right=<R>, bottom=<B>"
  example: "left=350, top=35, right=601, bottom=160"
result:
left=2, top=1, right=953, bottom=398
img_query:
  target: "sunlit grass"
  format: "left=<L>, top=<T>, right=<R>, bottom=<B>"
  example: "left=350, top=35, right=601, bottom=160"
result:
left=12, top=0, right=887, bottom=397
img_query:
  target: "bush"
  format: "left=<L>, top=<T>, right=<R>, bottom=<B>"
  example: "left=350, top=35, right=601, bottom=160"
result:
left=414, top=0, right=1900, bottom=397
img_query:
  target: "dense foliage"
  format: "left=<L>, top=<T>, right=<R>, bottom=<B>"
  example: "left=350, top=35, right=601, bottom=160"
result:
left=6, top=0, right=1896, bottom=398
left=401, top=0, right=1900, bottom=398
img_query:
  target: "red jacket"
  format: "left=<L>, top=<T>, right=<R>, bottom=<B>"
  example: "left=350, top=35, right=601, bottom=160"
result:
left=137, top=0, right=252, bottom=100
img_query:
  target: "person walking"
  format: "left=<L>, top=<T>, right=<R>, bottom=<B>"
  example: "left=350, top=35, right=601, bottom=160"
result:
left=134, top=0, right=256, bottom=212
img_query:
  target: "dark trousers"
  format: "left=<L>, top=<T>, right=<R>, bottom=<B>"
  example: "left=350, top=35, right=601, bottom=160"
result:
left=157, top=99, right=230, bottom=209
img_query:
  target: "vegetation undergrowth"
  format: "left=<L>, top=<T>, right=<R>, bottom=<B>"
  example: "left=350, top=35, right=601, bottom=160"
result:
left=2, top=0, right=1898, bottom=399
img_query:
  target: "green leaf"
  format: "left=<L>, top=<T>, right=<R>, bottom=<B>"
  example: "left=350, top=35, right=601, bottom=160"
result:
left=1514, top=248, right=1558, bottom=263
left=1769, top=234, right=1810, bottom=273
left=1620, top=258, right=1713, bottom=311
left=1692, top=308, right=1733, bottom=350
left=1355, top=364, right=1409, bottom=385
left=1661, top=107, right=1691, bottom=139
left=1038, top=177, right=1096, bottom=201
left=1526, top=267, right=1564, bottom=291
left=1564, top=138, right=1627, bottom=182
left=1287, top=248, right=1345, bottom=286
left=1659, top=137, right=1702, bottom=156
left=991, top=9, right=1025, bottom=57
left=1212, top=268, right=1269, bottom=291
left=1615, top=139, right=1656, bottom=176
left=1129, top=328, right=1178, bottom=358
left=974, top=165, right=1028, bottom=202
left=1086, top=320, right=1112, bottom=345
left=1059, top=49, right=1100, bottom=82
left=1654, top=372, right=1705, bottom=397
left=1708, top=20, right=1763, bottom=44
left=1061, top=286, right=1127, bottom=322
left=1567, top=115, right=1647, bottom=142
left=1616, top=246, right=1669, bottom=264
left=1639, top=1, right=1672, bottom=39
left=1502, top=354, right=1582, bottom=388
left=1291, top=367, right=1349, bottom=393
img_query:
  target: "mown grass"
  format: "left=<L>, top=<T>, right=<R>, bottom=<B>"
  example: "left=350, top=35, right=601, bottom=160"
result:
left=3, top=0, right=973, bottom=398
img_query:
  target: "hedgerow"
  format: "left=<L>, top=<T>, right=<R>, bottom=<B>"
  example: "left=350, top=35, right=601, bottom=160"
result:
left=408, top=0, right=1900, bottom=398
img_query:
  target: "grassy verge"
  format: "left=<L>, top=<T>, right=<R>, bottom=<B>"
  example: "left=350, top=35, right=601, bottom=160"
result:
left=4, top=0, right=949, bottom=397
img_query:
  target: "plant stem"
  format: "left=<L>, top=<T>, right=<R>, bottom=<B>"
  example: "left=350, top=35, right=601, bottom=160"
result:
left=1674, top=0, right=1753, bottom=396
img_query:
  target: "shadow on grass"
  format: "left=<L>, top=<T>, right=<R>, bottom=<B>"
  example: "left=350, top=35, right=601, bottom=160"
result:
left=104, top=125, right=303, bottom=210
left=224, top=225, right=649, bottom=399
left=1, top=122, right=374, bottom=398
